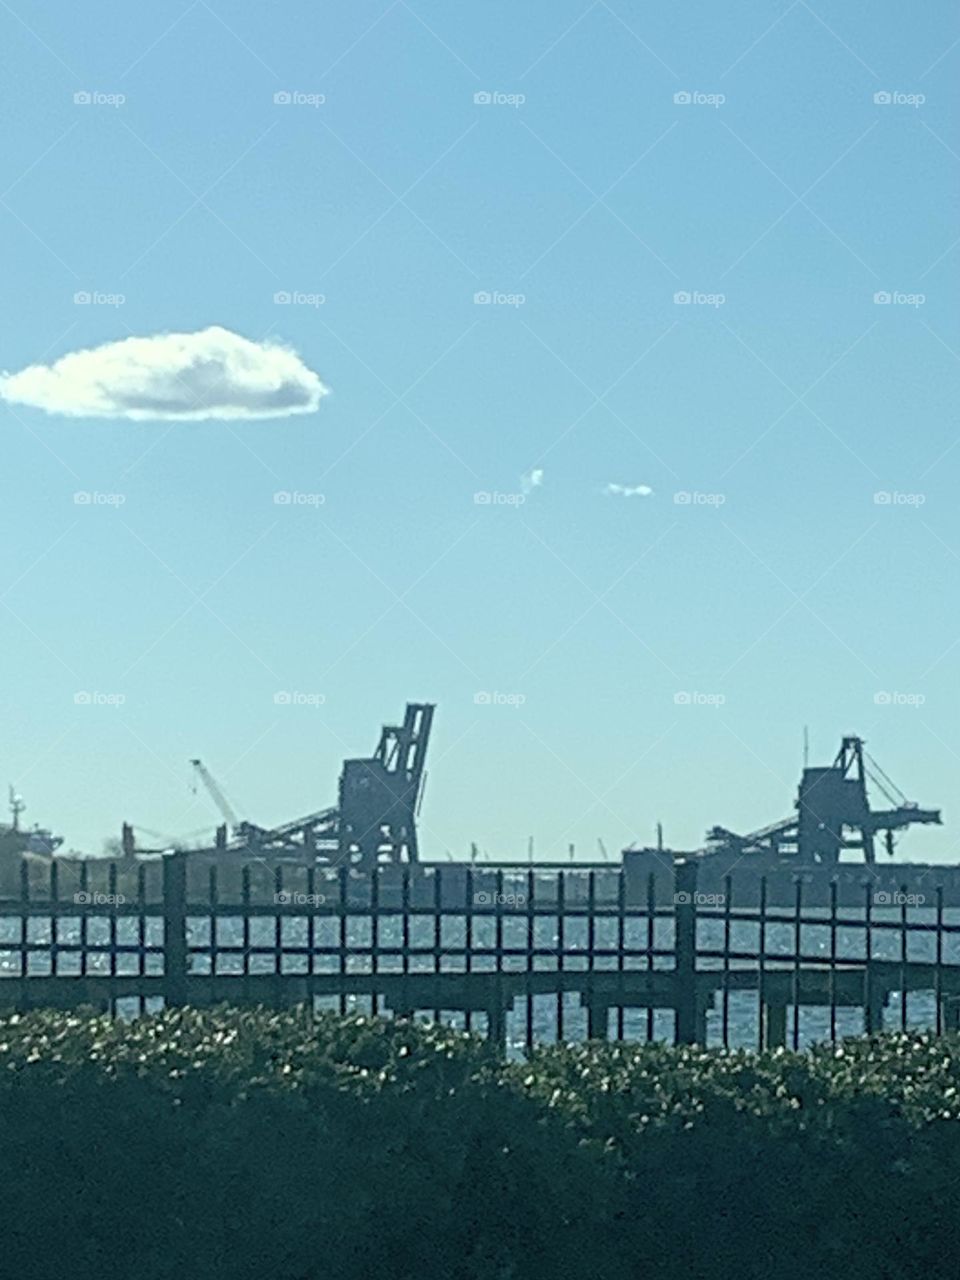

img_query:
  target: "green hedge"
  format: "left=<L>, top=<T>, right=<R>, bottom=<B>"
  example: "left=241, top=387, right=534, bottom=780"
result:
left=0, top=1008, right=957, bottom=1280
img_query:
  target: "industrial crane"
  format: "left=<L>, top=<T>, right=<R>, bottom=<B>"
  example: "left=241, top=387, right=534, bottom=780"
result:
left=336, top=702, right=434, bottom=869
left=189, top=759, right=241, bottom=834
left=119, top=704, right=436, bottom=868
left=705, top=736, right=941, bottom=865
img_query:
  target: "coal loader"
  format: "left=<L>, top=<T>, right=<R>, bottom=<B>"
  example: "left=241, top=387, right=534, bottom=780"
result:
left=624, top=736, right=951, bottom=906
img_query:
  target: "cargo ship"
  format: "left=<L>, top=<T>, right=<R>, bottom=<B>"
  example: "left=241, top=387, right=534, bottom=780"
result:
left=0, top=787, right=64, bottom=859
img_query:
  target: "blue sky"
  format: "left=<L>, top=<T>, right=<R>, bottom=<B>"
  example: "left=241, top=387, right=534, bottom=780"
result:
left=2, top=1, right=959, bottom=862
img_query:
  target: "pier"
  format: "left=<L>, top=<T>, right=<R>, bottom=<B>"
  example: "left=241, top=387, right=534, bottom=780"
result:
left=2, top=852, right=960, bottom=1049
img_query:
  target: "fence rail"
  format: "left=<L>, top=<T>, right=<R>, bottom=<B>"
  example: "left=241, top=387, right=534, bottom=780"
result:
left=1, top=853, right=959, bottom=1050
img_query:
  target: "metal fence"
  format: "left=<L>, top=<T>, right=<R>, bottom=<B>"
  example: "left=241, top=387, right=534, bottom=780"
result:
left=1, top=853, right=959, bottom=1050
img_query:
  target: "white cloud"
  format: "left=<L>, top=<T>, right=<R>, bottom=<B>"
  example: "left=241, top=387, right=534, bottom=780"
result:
left=521, top=468, right=544, bottom=494
left=0, top=326, right=329, bottom=421
left=604, top=482, right=653, bottom=498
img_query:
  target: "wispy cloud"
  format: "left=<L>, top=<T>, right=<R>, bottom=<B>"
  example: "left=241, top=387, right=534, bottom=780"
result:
left=604, top=482, right=653, bottom=497
left=521, top=468, right=544, bottom=494
left=0, top=326, right=329, bottom=421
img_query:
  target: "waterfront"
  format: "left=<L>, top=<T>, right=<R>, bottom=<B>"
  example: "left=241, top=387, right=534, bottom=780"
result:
left=3, top=878, right=957, bottom=1052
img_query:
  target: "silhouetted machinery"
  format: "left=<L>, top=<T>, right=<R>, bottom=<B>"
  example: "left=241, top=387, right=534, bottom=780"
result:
left=706, top=736, right=941, bottom=865
left=336, top=703, right=434, bottom=869
left=233, top=702, right=433, bottom=869
left=124, top=703, right=435, bottom=870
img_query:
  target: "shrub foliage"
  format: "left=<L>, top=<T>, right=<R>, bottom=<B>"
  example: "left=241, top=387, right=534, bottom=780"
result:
left=0, top=1007, right=957, bottom=1279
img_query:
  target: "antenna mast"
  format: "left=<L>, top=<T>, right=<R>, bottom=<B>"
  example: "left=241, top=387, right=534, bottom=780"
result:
left=8, top=786, right=25, bottom=832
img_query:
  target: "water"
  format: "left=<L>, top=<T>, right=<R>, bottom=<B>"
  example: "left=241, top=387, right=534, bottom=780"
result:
left=2, top=901, right=956, bottom=1054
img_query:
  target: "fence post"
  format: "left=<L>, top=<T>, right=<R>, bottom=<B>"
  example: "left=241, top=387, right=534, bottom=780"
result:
left=487, top=996, right=507, bottom=1049
left=942, top=996, right=960, bottom=1032
left=865, top=981, right=885, bottom=1034
left=674, top=859, right=699, bottom=1044
left=764, top=1001, right=787, bottom=1048
left=163, top=851, right=188, bottom=1007
left=586, top=999, right=609, bottom=1040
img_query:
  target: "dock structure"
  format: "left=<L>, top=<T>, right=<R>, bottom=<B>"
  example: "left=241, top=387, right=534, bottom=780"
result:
left=623, top=733, right=951, bottom=907
left=2, top=853, right=960, bottom=1051
left=125, top=702, right=435, bottom=869
left=6, top=709, right=958, bottom=921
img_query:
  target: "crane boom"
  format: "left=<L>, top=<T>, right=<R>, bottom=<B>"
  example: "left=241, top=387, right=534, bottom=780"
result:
left=190, top=759, right=240, bottom=829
